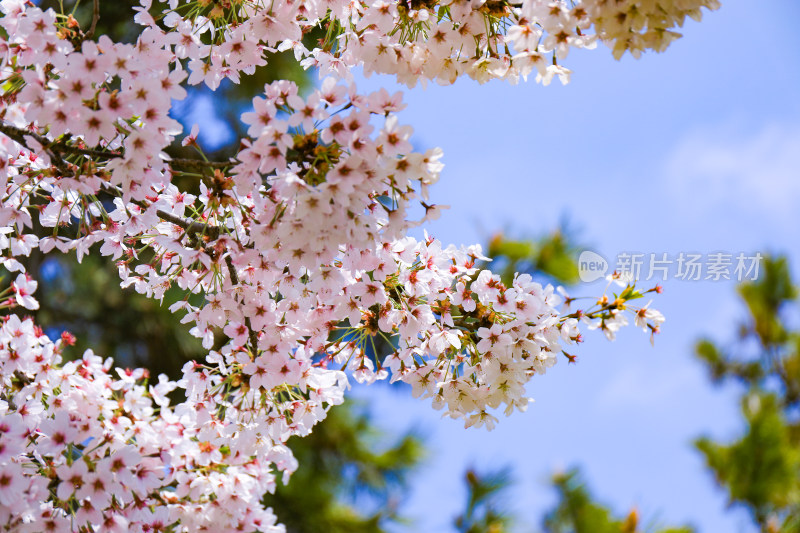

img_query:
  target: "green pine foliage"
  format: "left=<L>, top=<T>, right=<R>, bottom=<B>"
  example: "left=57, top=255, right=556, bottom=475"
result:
left=486, top=228, right=581, bottom=287
left=454, top=468, right=514, bottom=533
left=264, top=403, right=425, bottom=533
left=543, top=468, right=693, bottom=533
left=694, top=256, right=800, bottom=531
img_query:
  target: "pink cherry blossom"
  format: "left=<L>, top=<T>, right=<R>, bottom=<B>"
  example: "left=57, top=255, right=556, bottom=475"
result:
left=0, top=1, right=677, bottom=529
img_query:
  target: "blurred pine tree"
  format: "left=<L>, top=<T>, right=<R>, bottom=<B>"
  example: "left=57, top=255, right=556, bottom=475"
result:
left=694, top=256, right=800, bottom=531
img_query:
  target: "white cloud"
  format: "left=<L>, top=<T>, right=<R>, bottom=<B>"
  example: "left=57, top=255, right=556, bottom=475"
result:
left=664, top=122, right=800, bottom=217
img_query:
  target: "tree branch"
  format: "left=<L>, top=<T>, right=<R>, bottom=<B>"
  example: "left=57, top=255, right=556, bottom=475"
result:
left=168, top=158, right=233, bottom=171
left=1, top=120, right=258, bottom=355
left=155, top=209, right=258, bottom=352
left=0, top=121, right=118, bottom=161
left=0, top=121, right=76, bottom=176
left=0, top=121, right=235, bottom=173
left=86, top=0, right=100, bottom=40
left=155, top=209, right=221, bottom=240
left=225, top=251, right=259, bottom=353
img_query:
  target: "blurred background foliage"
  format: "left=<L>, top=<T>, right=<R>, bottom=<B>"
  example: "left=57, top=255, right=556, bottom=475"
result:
left=451, top=465, right=692, bottom=533
left=694, top=256, right=800, bottom=532
left=9, top=2, right=800, bottom=532
left=542, top=468, right=692, bottom=533
left=485, top=226, right=581, bottom=287
left=454, top=467, right=513, bottom=533
left=262, top=403, right=426, bottom=533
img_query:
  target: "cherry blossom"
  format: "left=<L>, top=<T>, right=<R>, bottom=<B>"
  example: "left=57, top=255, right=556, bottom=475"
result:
left=0, top=0, right=686, bottom=529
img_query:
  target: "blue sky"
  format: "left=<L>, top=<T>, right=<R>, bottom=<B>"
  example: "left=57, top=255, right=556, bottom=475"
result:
left=344, top=1, right=800, bottom=531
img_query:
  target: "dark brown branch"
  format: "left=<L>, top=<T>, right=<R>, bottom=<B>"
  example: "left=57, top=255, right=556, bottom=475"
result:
left=0, top=121, right=235, bottom=173
left=1, top=121, right=258, bottom=355
left=169, top=158, right=233, bottom=171
left=86, top=0, right=100, bottom=39
left=155, top=209, right=258, bottom=351
left=225, top=253, right=259, bottom=353
left=155, top=209, right=221, bottom=240
left=0, top=121, right=34, bottom=147
left=0, top=121, right=75, bottom=176
left=224, top=255, right=240, bottom=285
left=0, top=122, right=118, bottom=161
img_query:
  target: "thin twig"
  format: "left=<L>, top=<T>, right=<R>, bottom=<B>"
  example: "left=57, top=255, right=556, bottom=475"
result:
left=155, top=207, right=259, bottom=352
left=85, top=0, right=100, bottom=40
left=0, top=122, right=107, bottom=158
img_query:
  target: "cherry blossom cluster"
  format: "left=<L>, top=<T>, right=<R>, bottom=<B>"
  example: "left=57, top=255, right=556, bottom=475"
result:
left=326, top=237, right=575, bottom=430
left=0, top=67, right=663, bottom=430
left=0, top=0, right=675, bottom=529
left=131, top=0, right=719, bottom=89
left=583, top=0, right=722, bottom=59
left=0, top=309, right=294, bottom=533
left=0, top=0, right=666, bottom=457
left=1, top=2, right=183, bottom=202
